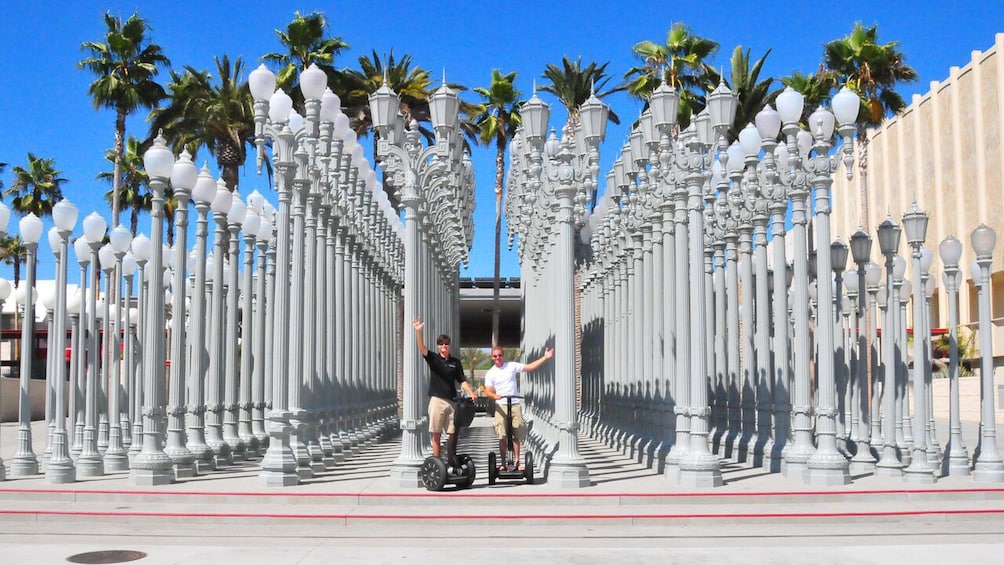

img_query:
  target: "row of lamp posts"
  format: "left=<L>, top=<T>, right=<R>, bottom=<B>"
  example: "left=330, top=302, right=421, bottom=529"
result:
left=0, top=62, right=408, bottom=487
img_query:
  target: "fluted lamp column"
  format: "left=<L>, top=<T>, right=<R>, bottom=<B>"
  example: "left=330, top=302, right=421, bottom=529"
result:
left=971, top=224, right=1004, bottom=482
left=45, top=199, right=79, bottom=483
left=938, top=235, right=969, bottom=475
left=9, top=212, right=43, bottom=476
left=848, top=228, right=877, bottom=472
left=103, top=224, right=132, bottom=471
left=130, top=133, right=176, bottom=485
left=875, top=216, right=904, bottom=477
left=902, top=202, right=936, bottom=483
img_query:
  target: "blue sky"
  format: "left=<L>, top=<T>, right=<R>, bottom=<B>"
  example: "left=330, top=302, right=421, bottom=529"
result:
left=1, top=0, right=1000, bottom=281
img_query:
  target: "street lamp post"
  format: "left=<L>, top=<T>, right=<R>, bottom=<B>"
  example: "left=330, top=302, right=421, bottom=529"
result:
left=250, top=63, right=299, bottom=487
left=77, top=213, right=106, bottom=477
left=902, top=202, right=936, bottom=483
left=45, top=199, right=78, bottom=483
left=805, top=86, right=858, bottom=486
left=104, top=224, right=132, bottom=472
left=849, top=228, right=877, bottom=472
left=971, top=224, right=1004, bottom=482
left=876, top=216, right=904, bottom=476
left=939, top=235, right=969, bottom=475
left=130, top=132, right=176, bottom=486
left=9, top=212, right=43, bottom=476
left=370, top=77, right=460, bottom=487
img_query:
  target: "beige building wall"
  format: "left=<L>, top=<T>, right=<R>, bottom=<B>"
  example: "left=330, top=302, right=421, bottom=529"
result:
left=832, top=33, right=1004, bottom=366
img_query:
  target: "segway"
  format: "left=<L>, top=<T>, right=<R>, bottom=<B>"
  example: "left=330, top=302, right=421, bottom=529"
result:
left=488, top=396, right=534, bottom=485
left=420, top=397, right=477, bottom=491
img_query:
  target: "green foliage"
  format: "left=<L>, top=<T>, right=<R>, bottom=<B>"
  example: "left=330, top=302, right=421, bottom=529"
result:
left=823, top=22, right=918, bottom=129
left=4, top=153, right=66, bottom=217
left=624, top=22, right=719, bottom=128
left=261, top=10, right=349, bottom=112
left=539, top=56, right=624, bottom=124
left=148, top=55, right=254, bottom=191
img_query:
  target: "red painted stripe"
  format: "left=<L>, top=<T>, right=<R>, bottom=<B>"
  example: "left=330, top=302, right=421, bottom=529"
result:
left=1, top=508, right=1002, bottom=520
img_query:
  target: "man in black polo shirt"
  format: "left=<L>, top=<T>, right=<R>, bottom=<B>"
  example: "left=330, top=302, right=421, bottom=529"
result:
left=413, top=317, right=477, bottom=459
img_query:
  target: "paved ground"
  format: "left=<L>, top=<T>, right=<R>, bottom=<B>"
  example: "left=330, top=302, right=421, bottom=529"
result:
left=0, top=375, right=1002, bottom=564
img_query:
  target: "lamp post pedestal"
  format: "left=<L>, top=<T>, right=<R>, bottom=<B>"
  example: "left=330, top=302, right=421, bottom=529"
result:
left=547, top=171, right=590, bottom=488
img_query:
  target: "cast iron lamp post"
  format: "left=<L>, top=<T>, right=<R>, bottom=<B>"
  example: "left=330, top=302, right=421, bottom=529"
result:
left=938, top=235, right=969, bottom=475
left=370, top=76, right=461, bottom=487
left=103, top=223, right=132, bottom=471
left=849, top=228, right=877, bottom=472
left=875, top=216, right=904, bottom=476
left=130, top=132, right=176, bottom=486
left=902, top=202, right=936, bottom=482
left=165, top=149, right=197, bottom=476
left=970, top=224, right=1004, bottom=482
left=45, top=199, right=79, bottom=483
left=9, top=212, right=43, bottom=476
left=804, top=85, right=859, bottom=486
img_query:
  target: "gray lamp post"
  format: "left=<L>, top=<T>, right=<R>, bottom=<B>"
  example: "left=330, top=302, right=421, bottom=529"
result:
left=130, top=132, right=176, bottom=486
left=849, top=228, right=877, bottom=472
left=185, top=166, right=216, bottom=472
left=371, top=75, right=460, bottom=487
left=239, top=208, right=261, bottom=456
left=805, top=86, right=858, bottom=486
left=938, top=235, right=969, bottom=475
left=9, top=212, right=43, bottom=476
left=971, top=224, right=1004, bottom=482
left=205, top=180, right=233, bottom=467
left=165, top=149, right=197, bottom=476
left=104, top=224, right=132, bottom=471
left=223, top=192, right=247, bottom=460
left=875, top=216, right=904, bottom=476
left=71, top=236, right=90, bottom=459
left=902, top=202, right=936, bottom=482
left=865, top=261, right=883, bottom=451
left=45, top=199, right=78, bottom=483
left=77, top=212, right=106, bottom=477
left=128, top=233, right=150, bottom=463
left=250, top=63, right=299, bottom=486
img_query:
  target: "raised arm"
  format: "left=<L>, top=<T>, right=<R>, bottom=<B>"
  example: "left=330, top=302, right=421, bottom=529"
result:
left=523, top=347, right=554, bottom=373
left=413, top=317, right=429, bottom=357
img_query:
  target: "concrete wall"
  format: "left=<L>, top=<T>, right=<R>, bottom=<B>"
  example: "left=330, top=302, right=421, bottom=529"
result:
left=832, top=32, right=1004, bottom=366
left=0, top=377, right=47, bottom=422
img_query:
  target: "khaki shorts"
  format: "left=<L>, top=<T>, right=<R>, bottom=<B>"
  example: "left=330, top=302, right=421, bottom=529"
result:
left=428, top=396, right=456, bottom=434
left=493, top=402, right=526, bottom=441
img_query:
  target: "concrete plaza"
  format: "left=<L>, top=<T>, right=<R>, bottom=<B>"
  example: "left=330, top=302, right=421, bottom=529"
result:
left=0, top=374, right=1002, bottom=564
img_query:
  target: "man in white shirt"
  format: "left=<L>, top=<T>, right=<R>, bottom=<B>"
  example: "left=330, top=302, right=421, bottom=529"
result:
left=483, top=346, right=554, bottom=470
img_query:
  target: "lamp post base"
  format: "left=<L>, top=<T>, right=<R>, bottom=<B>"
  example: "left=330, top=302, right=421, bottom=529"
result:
left=548, top=460, right=591, bottom=488
left=388, top=462, right=423, bottom=488
left=974, top=462, right=1004, bottom=483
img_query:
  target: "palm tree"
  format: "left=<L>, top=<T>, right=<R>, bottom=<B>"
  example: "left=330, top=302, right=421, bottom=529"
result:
left=823, top=22, right=917, bottom=228
left=5, top=153, right=66, bottom=217
left=98, top=135, right=151, bottom=236
left=0, top=235, right=24, bottom=286
left=79, top=11, right=170, bottom=228
left=717, top=46, right=780, bottom=142
left=624, top=22, right=719, bottom=128
left=342, top=50, right=436, bottom=138
left=261, top=10, right=349, bottom=112
left=459, top=347, right=491, bottom=384
left=148, top=55, right=255, bottom=191
left=473, top=70, right=522, bottom=348
left=4, top=153, right=67, bottom=283
left=539, top=56, right=624, bottom=127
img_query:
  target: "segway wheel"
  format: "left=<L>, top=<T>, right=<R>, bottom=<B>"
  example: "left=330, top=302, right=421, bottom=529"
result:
left=421, top=456, right=448, bottom=491
left=459, top=454, right=476, bottom=488
left=488, top=452, right=498, bottom=485
left=524, top=452, right=534, bottom=485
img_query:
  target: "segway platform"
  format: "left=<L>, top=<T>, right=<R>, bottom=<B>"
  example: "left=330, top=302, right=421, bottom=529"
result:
left=420, top=397, right=477, bottom=491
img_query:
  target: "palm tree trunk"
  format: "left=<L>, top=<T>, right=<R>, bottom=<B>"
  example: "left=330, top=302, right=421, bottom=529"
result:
left=112, top=109, right=126, bottom=228
left=491, top=139, right=506, bottom=348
